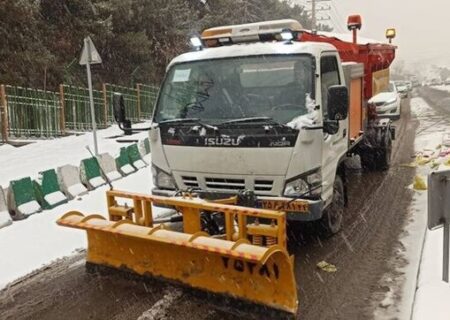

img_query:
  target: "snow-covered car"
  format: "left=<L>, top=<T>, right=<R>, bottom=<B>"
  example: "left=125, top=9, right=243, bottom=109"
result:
left=369, top=81, right=401, bottom=119
left=395, top=81, right=409, bottom=98
left=405, top=81, right=413, bottom=91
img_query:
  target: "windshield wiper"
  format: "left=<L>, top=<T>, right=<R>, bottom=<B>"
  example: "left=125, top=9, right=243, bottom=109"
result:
left=158, top=118, right=218, bottom=131
left=158, top=118, right=200, bottom=125
left=218, top=117, right=288, bottom=127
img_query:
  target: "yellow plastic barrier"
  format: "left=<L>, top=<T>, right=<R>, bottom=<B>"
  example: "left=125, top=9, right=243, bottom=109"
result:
left=57, top=190, right=298, bottom=315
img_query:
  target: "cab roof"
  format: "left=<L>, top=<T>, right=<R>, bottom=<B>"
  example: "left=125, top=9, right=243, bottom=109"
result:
left=168, top=41, right=337, bottom=68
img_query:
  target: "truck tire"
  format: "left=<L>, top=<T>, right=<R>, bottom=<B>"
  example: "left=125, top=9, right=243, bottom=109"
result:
left=359, top=152, right=377, bottom=171
left=374, top=137, right=392, bottom=171
left=360, top=127, right=392, bottom=171
left=318, top=175, right=344, bottom=237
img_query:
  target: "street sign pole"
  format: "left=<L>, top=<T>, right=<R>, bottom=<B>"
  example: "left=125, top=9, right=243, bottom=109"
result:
left=85, top=38, right=99, bottom=156
left=428, top=170, right=450, bottom=282
left=444, top=221, right=449, bottom=282
left=80, top=36, right=102, bottom=156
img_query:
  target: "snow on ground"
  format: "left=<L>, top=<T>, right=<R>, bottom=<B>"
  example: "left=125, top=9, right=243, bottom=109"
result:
left=0, top=154, right=171, bottom=289
left=430, top=84, right=450, bottom=93
left=0, top=123, right=149, bottom=188
left=407, top=97, right=450, bottom=320
left=0, top=123, right=161, bottom=289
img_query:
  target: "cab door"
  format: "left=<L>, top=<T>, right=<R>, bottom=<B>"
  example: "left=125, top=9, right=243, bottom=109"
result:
left=320, top=53, right=348, bottom=204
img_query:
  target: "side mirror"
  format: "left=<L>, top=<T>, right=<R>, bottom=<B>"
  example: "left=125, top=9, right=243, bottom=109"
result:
left=113, top=93, right=126, bottom=123
left=327, top=85, right=349, bottom=121
left=112, top=93, right=132, bottom=135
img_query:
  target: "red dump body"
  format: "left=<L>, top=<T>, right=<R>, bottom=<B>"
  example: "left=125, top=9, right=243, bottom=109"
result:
left=300, top=32, right=397, bottom=100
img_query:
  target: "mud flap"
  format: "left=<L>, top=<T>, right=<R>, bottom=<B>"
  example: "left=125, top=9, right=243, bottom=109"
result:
left=57, top=209, right=298, bottom=315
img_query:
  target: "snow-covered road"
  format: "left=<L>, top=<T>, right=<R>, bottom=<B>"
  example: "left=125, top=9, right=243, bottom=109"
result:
left=2, top=91, right=450, bottom=319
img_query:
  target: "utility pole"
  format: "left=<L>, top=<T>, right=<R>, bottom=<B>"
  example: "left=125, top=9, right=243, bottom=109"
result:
left=307, top=0, right=331, bottom=33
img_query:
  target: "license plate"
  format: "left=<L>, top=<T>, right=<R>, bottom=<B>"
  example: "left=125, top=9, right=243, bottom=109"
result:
left=260, top=200, right=309, bottom=212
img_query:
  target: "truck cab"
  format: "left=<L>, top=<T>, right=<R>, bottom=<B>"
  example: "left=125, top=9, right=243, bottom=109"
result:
left=148, top=20, right=364, bottom=234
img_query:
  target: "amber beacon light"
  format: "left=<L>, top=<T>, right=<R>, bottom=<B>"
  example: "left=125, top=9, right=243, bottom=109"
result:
left=385, top=28, right=396, bottom=43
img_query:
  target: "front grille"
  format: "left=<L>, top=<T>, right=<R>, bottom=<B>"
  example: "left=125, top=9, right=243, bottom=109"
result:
left=182, top=176, right=199, bottom=188
left=205, top=177, right=245, bottom=190
left=254, top=179, right=273, bottom=191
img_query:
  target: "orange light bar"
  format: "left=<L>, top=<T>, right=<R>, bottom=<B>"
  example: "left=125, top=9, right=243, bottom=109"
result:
left=201, top=19, right=303, bottom=43
left=202, top=28, right=233, bottom=40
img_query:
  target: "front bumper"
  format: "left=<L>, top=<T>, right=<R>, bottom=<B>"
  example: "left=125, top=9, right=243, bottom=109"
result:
left=152, top=188, right=324, bottom=222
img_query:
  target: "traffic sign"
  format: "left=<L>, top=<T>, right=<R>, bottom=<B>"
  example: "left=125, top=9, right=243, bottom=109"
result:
left=79, top=36, right=102, bottom=65
left=80, top=36, right=101, bottom=155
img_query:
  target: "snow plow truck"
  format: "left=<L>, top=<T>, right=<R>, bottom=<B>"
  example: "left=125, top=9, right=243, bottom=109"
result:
left=58, top=16, right=397, bottom=317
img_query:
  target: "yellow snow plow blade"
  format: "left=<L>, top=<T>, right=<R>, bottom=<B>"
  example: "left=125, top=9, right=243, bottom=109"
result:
left=57, top=190, right=298, bottom=315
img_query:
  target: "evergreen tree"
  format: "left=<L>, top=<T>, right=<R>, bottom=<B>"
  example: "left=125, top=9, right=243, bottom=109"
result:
left=0, top=0, right=332, bottom=89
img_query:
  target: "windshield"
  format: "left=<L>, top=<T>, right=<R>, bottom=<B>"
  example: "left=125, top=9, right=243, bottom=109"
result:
left=154, top=55, right=314, bottom=125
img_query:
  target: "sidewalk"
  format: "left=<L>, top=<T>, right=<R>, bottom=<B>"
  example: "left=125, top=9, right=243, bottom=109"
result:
left=407, top=97, right=450, bottom=320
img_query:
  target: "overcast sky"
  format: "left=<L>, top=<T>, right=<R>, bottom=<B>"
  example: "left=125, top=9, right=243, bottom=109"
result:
left=292, top=0, right=450, bottom=67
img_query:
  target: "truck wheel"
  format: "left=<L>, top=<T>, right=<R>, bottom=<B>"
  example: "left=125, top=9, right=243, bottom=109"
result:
left=318, top=175, right=344, bottom=237
left=360, top=128, right=392, bottom=171
left=374, top=137, right=392, bottom=171
left=360, top=152, right=376, bottom=171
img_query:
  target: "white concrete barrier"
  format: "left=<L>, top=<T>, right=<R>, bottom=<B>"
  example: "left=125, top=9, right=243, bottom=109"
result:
left=79, top=157, right=106, bottom=190
left=57, top=164, right=88, bottom=199
left=0, top=186, right=12, bottom=228
left=7, top=177, right=42, bottom=219
left=138, top=139, right=150, bottom=158
left=97, top=153, right=122, bottom=182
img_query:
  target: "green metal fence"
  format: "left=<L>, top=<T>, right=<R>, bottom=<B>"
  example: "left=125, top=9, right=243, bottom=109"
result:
left=6, top=85, right=61, bottom=137
left=62, top=84, right=107, bottom=131
left=104, top=83, right=140, bottom=122
left=1, top=82, right=157, bottom=140
left=137, top=84, right=158, bottom=118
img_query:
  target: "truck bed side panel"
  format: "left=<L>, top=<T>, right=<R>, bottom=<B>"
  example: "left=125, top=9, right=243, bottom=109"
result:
left=343, top=63, right=365, bottom=145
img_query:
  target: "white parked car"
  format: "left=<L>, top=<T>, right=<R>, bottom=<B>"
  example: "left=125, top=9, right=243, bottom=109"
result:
left=395, top=81, right=409, bottom=98
left=405, top=81, right=413, bottom=91
left=369, top=81, right=401, bottom=119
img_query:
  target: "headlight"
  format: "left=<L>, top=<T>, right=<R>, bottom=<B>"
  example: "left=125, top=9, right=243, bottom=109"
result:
left=283, top=169, right=322, bottom=198
left=152, top=165, right=176, bottom=190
